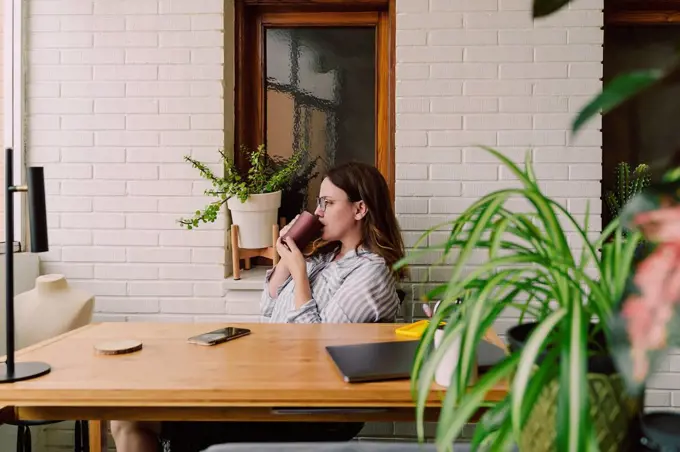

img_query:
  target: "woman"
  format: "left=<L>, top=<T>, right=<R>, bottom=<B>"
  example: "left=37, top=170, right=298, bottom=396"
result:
left=262, top=161, right=406, bottom=324
left=111, top=162, right=407, bottom=452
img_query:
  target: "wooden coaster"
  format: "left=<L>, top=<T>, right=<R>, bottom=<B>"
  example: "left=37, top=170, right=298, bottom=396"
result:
left=94, top=339, right=143, bottom=355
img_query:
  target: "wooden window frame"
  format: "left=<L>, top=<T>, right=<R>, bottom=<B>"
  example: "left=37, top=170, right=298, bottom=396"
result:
left=605, top=0, right=680, bottom=25
left=234, top=0, right=396, bottom=204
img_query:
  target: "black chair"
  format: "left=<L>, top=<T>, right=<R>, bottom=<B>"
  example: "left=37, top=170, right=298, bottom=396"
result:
left=7, top=419, right=89, bottom=452
left=397, top=289, right=406, bottom=305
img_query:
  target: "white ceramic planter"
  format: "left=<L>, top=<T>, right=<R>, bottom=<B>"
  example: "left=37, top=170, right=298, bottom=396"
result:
left=227, top=191, right=282, bottom=249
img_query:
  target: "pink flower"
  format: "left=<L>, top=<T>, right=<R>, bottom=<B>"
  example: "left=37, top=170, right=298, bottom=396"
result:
left=621, top=242, right=680, bottom=382
left=633, top=203, right=680, bottom=242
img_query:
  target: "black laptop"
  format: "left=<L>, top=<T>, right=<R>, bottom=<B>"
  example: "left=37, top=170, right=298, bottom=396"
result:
left=325, top=339, right=506, bottom=383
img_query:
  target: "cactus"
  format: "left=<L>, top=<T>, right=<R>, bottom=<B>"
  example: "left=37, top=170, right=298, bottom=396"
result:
left=605, top=162, right=651, bottom=219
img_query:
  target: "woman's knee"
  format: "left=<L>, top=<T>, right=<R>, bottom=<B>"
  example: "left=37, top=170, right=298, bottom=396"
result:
left=110, top=420, right=132, bottom=439
left=110, top=421, right=161, bottom=439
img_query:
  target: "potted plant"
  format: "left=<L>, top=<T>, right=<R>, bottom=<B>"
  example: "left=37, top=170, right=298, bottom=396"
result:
left=394, top=147, right=643, bottom=451
left=179, top=144, right=306, bottom=249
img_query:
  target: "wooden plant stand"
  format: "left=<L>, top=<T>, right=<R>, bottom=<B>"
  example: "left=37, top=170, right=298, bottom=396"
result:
left=230, top=223, right=280, bottom=280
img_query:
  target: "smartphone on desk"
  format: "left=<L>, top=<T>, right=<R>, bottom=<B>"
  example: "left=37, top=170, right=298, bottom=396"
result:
left=187, top=327, right=251, bottom=346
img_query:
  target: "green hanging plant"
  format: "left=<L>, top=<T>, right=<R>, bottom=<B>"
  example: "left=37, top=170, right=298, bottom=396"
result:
left=178, top=144, right=307, bottom=230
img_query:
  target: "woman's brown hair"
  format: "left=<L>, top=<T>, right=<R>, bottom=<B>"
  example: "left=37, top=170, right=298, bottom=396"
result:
left=309, top=162, right=407, bottom=280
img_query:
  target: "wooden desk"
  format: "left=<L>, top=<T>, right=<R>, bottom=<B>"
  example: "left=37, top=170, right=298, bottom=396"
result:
left=0, top=322, right=508, bottom=451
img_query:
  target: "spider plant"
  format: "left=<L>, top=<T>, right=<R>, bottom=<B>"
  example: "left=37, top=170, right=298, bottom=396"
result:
left=394, top=146, right=642, bottom=452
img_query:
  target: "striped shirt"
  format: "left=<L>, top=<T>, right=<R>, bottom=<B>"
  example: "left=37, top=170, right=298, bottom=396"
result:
left=260, top=246, right=400, bottom=324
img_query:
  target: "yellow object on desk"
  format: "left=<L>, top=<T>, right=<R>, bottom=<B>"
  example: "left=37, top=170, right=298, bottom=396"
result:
left=394, top=320, right=445, bottom=338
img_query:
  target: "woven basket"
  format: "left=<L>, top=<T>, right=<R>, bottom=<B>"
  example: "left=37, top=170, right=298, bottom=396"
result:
left=519, top=372, right=640, bottom=452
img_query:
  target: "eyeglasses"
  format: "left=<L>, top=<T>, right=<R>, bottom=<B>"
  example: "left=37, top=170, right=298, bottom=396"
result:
left=316, top=196, right=330, bottom=212
left=316, top=196, right=359, bottom=212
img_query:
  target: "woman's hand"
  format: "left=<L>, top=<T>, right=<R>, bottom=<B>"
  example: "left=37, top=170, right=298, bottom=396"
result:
left=271, top=215, right=299, bottom=272
left=266, top=215, right=302, bottom=299
left=276, top=236, right=307, bottom=282
left=277, top=235, right=313, bottom=310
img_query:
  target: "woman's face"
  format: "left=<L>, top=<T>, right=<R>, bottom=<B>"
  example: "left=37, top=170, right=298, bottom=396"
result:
left=314, top=178, right=365, bottom=242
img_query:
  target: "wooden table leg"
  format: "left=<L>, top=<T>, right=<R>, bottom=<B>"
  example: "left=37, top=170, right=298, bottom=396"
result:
left=89, top=420, right=107, bottom=452
left=231, top=224, right=240, bottom=280
left=272, top=224, right=279, bottom=266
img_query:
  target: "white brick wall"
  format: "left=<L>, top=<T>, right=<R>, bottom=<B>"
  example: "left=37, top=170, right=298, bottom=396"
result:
left=395, top=0, right=605, bottom=317
left=16, top=0, right=678, bottom=451
left=26, top=0, right=232, bottom=330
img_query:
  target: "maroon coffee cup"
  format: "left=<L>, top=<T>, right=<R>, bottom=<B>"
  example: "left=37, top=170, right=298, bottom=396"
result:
left=281, top=211, right=323, bottom=250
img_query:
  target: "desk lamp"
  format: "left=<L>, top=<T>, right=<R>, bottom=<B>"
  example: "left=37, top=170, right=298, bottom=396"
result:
left=1, top=147, right=51, bottom=382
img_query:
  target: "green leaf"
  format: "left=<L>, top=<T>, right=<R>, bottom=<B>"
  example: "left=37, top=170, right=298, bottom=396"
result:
left=438, top=276, right=518, bottom=448
left=532, top=0, right=572, bottom=18
left=458, top=270, right=517, bottom=397
left=487, top=420, right=515, bottom=452
left=616, top=230, right=642, bottom=296
left=557, top=295, right=589, bottom=452
left=472, top=400, right=516, bottom=452
left=471, top=397, right=510, bottom=451
left=442, top=193, right=509, bottom=303
left=511, top=308, right=566, bottom=439
left=523, top=149, right=536, bottom=183
left=663, top=166, right=680, bottom=182
left=436, top=353, right=521, bottom=450
left=519, top=347, right=560, bottom=428
left=572, top=70, right=663, bottom=133
left=489, top=216, right=510, bottom=259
